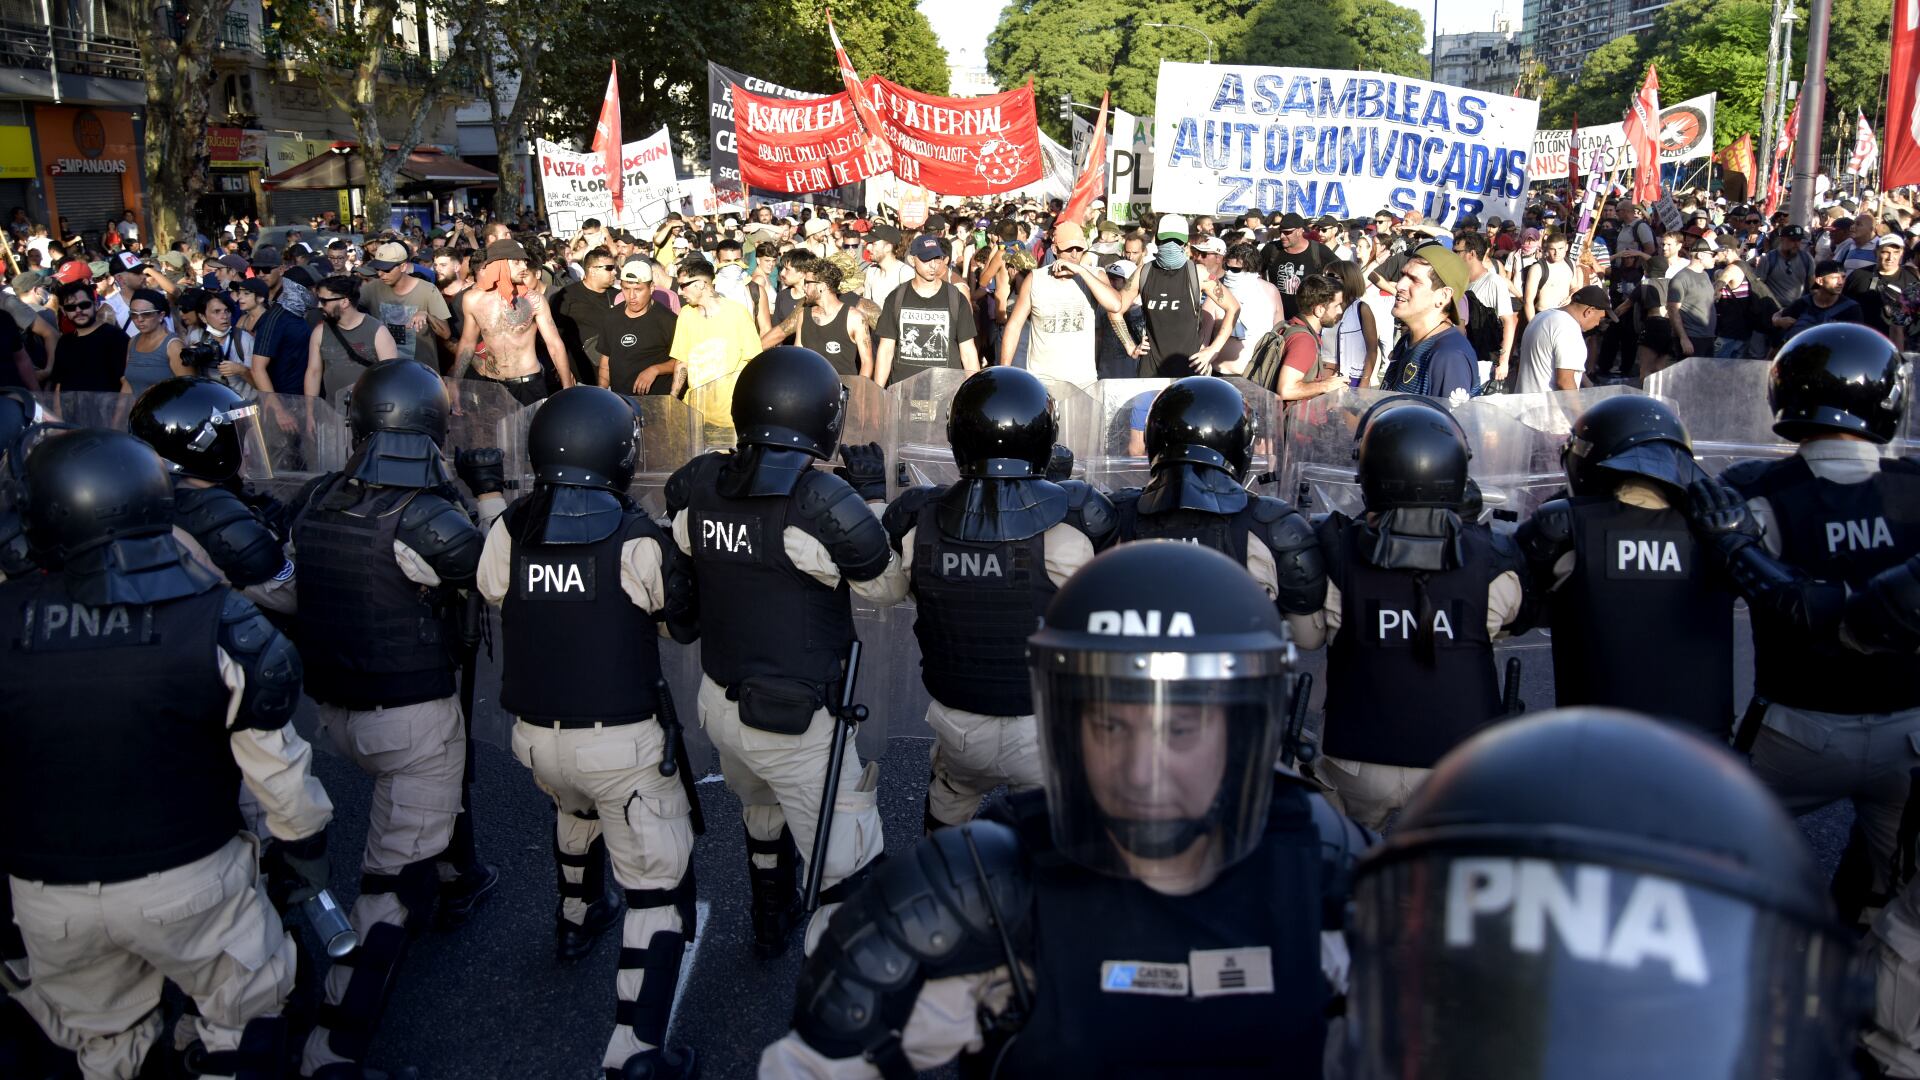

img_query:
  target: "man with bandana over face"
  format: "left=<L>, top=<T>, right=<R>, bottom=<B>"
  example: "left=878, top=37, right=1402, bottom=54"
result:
left=1116, top=214, right=1238, bottom=378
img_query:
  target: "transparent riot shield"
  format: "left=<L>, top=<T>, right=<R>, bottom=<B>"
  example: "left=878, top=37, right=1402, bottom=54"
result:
left=1275, top=388, right=1395, bottom=519
left=1223, top=377, right=1286, bottom=496
left=330, top=376, right=531, bottom=495
left=886, top=368, right=1091, bottom=495
left=1076, top=378, right=1169, bottom=495
left=239, top=393, right=350, bottom=506
left=1643, top=356, right=1794, bottom=476
left=31, top=390, right=131, bottom=430
left=1456, top=384, right=1645, bottom=523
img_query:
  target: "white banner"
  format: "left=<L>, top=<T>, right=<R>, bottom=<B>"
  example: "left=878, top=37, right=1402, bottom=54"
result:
left=537, top=126, right=681, bottom=236
left=1527, top=92, right=1715, bottom=183
left=1151, top=63, right=1539, bottom=228
left=1108, top=109, right=1154, bottom=223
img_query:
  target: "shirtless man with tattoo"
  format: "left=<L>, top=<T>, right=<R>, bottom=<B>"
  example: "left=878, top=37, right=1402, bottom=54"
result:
left=451, top=238, right=574, bottom=405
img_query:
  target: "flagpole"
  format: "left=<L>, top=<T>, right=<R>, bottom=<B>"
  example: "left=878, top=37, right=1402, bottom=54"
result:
left=1788, top=0, right=1831, bottom=226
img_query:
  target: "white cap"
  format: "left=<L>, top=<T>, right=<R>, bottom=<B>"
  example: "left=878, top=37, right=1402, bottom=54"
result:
left=1156, top=213, right=1190, bottom=241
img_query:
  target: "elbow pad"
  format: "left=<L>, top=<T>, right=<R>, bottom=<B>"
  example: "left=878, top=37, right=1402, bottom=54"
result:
left=794, top=469, right=890, bottom=583
left=1256, top=497, right=1328, bottom=616
left=177, top=485, right=289, bottom=588
left=793, top=822, right=1033, bottom=1063
left=219, top=592, right=303, bottom=730
left=1844, top=555, right=1920, bottom=655
left=1516, top=499, right=1574, bottom=575
left=397, top=492, right=484, bottom=588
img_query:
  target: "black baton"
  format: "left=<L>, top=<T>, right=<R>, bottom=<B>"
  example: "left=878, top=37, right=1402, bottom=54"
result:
left=1732, top=694, right=1770, bottom=755
left=653, top=677, right=705, bottom=837
left=1503, top=656, right=1525, bottom=716
left=803, top=640, right=866, bottom=914
left=1283, top=672, right=1316, bottom=770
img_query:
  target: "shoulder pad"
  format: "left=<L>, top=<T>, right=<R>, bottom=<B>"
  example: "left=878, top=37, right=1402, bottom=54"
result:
left=1515, top=498, right=1574, bottom=566
left=176, top=485, right=288, bottom=588
left=218, top=591, right=303, bottom=730
left=1482, top=525, right=1526, bottom=576
left=664, top=454, right=714, bottom=516
left=880, top=485, right=940, bottom=553
left=1058, top=479, right=1117, bottom=547
left=286, top=472, right=335, bottom=525
left=397, top=491, right=484, bottom=588
left=793, top=468, right=891, bottom=582
left=1719, top=457, right=1781, bottom=496
left=1287, top=781, right=1376, bottom=932
left=793, top=821, right=1032, bottom=1063
left=1250, top=494, right=1298, bottom=525
left=1254, top=499, right=1327, bottom=616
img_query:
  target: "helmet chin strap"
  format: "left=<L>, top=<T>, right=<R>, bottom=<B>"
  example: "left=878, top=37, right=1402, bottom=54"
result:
left=1098, top=788, right=1227, bottom=861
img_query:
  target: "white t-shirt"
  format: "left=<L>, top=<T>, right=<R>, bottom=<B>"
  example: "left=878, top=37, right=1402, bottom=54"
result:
left=1511, top=308, right=1587, bottom=394
left=1022, top=270, right=1098, bottom=386
left=116, top=220, right=138, bottom=245
left=864, top=260, right=913, bottom=307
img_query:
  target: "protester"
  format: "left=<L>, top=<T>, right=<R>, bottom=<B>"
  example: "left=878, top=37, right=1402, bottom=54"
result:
left=997, top=221, right=1124, bottom=386
left=1271, top=272, right=1347, bottom=403
left=1260, top=211, right=1337, bottom=318
left=667, top=257, right=760, bottom=413
left=1381, top=242, right=1479, bottom=399
left=596, top=255, right=678, bottom=395
left=1512, top=285, right=1609, bottom=393
left=1842, top=234, right=1917, bottom=348
left=1772, top=260, right=1866, bottom=336
left=874, top=234, right=980, bottom=387
left=306, top=273, right=398, bottom=400
left=43, top=281, right=127, bottom=391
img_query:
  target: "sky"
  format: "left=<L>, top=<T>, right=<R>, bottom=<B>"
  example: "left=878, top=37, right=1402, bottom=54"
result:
left=921, top=0, right=1518, bottom=70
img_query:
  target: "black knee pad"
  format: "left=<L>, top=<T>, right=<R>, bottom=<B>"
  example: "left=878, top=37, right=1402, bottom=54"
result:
left=360, top=859, right=440, bottom=934
left=625, top=869, right=697, bottom=940
left=557, top=834, right=611, bottom=903
left=184, top=1013, right=287, bottom=1079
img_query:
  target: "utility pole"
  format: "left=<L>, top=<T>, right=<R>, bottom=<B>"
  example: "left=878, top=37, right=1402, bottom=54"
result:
left=1757, top=0, right=1790, bottom=195
left=1788, top=0, right=1830, bottom=226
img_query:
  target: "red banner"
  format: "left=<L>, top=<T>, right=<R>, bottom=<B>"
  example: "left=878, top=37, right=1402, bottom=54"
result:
left=1061, top=91, right=1108, bottom=227
left=592, top=61, right=623, bottom=215
left=859, top=77, right=1044, bottom=195
left=732, top=86, right=884, bottom=194
left=1621, top=65, right=1662, bottom=204
left=1889, top=1, right=1920, bottom=189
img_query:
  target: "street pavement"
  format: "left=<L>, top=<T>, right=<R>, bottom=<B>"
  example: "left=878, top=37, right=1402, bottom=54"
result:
left=298, top=608, right=1850, bottom=1080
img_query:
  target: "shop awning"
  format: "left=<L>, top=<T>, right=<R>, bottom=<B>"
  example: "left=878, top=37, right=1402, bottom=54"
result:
left=264, top=145, right=497, bottom=190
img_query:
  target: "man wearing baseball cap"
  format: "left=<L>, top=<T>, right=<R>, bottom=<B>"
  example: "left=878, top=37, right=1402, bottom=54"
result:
left=998, top=219, right=1126, bottom=385
left=1381, top=242, right=1481, bottom=398
left=359, top=239, right=451, bottom=368
left=1512, top=285, right=1609, bottom=393
left=872, top=233, right=978, bottom=387
left=1842, top=232, right=1918, bottom=347
left=861, top=223, right=911, bottom=308
left=1259, top=211, right=1337, bottom=318
left=447, top=238, right=573, bottom=403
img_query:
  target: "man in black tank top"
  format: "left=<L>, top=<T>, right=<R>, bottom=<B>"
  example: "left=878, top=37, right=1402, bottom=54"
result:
left=785, top=260, right=871, bottom=378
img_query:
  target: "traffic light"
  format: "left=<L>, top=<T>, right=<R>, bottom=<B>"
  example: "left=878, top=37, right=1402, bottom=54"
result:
left=1059, top=94, right=1072, bottom=122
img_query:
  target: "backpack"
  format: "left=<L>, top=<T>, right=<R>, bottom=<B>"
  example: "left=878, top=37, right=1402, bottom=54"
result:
left=1242, top=322, right=1319, bottom=393
left=1463, top=289, right=1503, bottom=364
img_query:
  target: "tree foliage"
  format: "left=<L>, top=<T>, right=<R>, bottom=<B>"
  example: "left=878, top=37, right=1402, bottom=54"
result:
left=987, top=0, right=1261, bottom=142
left=1346, top=0, right=1428, bottom=79
left=537, top=0, right=946, bottom=168
left=1539, top=0, right=1889, bottom=142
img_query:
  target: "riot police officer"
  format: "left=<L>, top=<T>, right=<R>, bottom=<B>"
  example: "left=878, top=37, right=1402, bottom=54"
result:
left=287, top=359, right=506, bottom=1079
left=1514, top=395, right=1735, bottom=736
left=0, top=429, right=334, bottom=1078
left=1344, top=708, right=1861, bottom=1079
left=875, top=367, right=1116, bottom=832
left=131, top=376, right=296, bottom=613
left=761, top=542, right=1373, bottom=1077
left=1111, top=376, right=1326, bottom=636
left=0, top=385, right=44, bottom=581
left=1308, top=397, right=1527, bottom=829
left=476, top=386, right=698, bottom=1080
left=664, top=345, right=893, bottom=959
left=1693, top=324, right=1920, bottom=925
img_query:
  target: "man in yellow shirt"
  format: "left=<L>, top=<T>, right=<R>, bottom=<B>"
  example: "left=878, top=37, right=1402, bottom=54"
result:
left=670, top=257, right=763, bottom=438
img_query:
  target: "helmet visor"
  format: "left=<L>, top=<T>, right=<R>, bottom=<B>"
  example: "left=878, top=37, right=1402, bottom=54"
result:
left=1346, top=851, right=1859, bottom=1080
left=1034, top=666, right=1287, bottom=890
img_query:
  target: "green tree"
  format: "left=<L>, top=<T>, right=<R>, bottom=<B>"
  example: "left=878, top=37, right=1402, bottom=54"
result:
left=1346, top=0, right=1428, bottom=79
left=470, top=0, right=588, bottom=219
left=1539, top=33, right=1643, bottom=128
left=1236, top=0, right=1359, bottom=71
left=141, top=0, right=235, bottom=248
left=267, top=0, right=481, bottom=229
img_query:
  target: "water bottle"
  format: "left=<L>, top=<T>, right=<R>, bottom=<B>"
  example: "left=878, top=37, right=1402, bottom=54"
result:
left=301, top=889, right=358, bottom=959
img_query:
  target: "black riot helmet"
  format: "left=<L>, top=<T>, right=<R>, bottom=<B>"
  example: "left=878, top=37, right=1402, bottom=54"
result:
left=948, top=366, right=1056, bottom=478
left=130, top=377, right=256, bottom=482
left=1562, top=394, right=1699, bottom=498
left=1346, top=708, right=1859, bottom=1080
left=529, top=386, right=638, bottom=491
left=1768, top=322, right=1907, bottom=443
left=347, top=359, right=449, bottom=446
left=731, top=346, right=848, bottom=460
left=1030, top=541, right=1295, bottom=891
left=1356, top=397, right=1471, bottom=511
left=1146, top=376, right=1254, bottom=480
left=25, top=428, right=176, bottom=562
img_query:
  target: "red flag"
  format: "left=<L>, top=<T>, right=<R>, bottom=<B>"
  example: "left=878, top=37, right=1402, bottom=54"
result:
left=591, top=61, right=623, bottom=216
left=1621, top=66, right=1662, bottom=204
left=1763, top=98, right=1800, bottom=218
left=827, top=9, right=893, bottom=172
left=1848, top=108, right=1881, bottom=176
left=1568, top=112, right=1581, bottom=201
left=1061, top=91, right=1109, bottom=228
left=1889, top=0, right=1920, bottom=189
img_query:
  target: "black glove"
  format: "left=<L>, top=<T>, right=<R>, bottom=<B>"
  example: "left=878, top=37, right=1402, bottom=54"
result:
left=835, top=441, right=887, bottom=501
left=1685, top=478, right=1762, bottom=551
left=1044, top=443, right=1074, bottom=482
left=456, top=447, right=506, bottom=496
left=265, top=832, right=330, bottom=910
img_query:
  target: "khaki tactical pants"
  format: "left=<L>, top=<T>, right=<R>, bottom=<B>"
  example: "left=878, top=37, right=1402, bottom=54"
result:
left=1866, top=874, right=1920, bottom=1077
left=923, top=700, right=1044, bottom=829
left=9, top=835, right=294, bottom=1080
left=1318, top=755, right=1432, bottom=833
left=512, top=719, right=696, bottom=1071
left=697, top=676, right=883, bottom=902
left=302, top=696, right=466, bottom=1076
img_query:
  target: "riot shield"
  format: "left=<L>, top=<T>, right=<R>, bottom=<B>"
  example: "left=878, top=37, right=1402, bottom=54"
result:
left=887, top=368, right=1091, bottom=496
left=1643, top=356, right=1794, bottom=476
left=239, top=393, right=349, bottom=506
left=31, top=390, right=131, bottom=430
left=1456, top=384, right=1645, bottom=523
left=1076, top=378, right=1169, bottom=495
left=1275, top=388, right=1394, bottom=519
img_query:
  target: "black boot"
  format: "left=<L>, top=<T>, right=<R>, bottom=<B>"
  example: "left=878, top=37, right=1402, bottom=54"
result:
left=557, top=836, right=622, bottom=963
left=436, top=862, right=499, bottom=931
left=612, top=1046, right=698, bottom=1080
left=745, top=827, right=798, bottom=960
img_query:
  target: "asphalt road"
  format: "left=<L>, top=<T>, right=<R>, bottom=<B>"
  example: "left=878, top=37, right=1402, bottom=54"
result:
left=287, top=604, right=1854, bottom=1080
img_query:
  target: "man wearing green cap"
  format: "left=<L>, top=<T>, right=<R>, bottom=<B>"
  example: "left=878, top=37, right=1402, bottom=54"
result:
left=1116, top=212, right=1238, bottom=378
left=1381, top=242, right=1480, bottom=399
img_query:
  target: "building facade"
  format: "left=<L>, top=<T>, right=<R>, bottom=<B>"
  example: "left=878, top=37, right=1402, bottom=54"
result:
left=1526, top=0, right=1671, bottom=81
left=1432, top=22, right=1528, bottom=96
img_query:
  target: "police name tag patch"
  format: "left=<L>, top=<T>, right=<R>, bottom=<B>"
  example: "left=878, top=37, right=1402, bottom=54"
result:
left=517, top=555, right=595, bottom=600
left=697, top=512, right=760, bottom=563
left=1605, top=531, right=1689, bottom=579
left=1189, top=947, right=1275, bottom=998
left=26, top=601, right=155, bottom=651
left=932, top=544, right=1012, bottom=585
left=1100, top=960, right=1190, bottom=996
